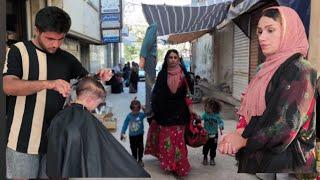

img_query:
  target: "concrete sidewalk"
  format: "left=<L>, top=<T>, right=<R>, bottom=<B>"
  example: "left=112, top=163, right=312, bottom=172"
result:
left=105, top=82, right=258, bottom=180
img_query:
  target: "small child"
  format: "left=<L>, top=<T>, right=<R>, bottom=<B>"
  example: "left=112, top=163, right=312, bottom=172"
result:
left=201, top=97, right=224, bottom=166
left=121, top=98, right=146, bottom=167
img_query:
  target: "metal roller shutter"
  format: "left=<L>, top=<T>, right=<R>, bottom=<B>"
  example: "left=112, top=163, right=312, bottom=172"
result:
left=232, top=25, right=249, bottom=100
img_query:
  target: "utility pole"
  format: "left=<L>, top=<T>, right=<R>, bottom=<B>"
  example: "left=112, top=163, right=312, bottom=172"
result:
left=308, top=0, right=320, bottom=75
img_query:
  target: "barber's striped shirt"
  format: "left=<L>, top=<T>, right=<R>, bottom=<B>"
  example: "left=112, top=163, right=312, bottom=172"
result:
left=3, top=41, right=87, bottom=154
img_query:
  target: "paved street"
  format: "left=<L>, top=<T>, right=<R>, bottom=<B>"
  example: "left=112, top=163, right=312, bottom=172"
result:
left=106, top=82, right=258, bottom=180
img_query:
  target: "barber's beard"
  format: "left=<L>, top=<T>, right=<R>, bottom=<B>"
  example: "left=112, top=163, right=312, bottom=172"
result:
left=38, top=38, right=57, bottom=54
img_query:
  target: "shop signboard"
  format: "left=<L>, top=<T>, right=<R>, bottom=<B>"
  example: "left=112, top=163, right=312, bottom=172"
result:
left=101, top=0, right=120, bottom=13
left=101, top=13, right=121, bottom=28
left=100, top=0, right=122, bottom=43
left=102, top=29, right=120, bottom=43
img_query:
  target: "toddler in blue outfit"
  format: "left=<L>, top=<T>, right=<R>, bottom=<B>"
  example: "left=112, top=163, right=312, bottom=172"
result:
left=201, top=97, right=224, bottom=166
left=121, top=98, right=146, bottom=167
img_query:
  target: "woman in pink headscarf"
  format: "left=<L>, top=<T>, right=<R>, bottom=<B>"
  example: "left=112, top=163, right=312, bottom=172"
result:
left=219, top=6, right=317, bottom=173
left=145, top=49, right=193, bottom=176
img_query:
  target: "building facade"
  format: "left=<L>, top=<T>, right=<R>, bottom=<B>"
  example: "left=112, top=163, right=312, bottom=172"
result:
left=5, top=0, right=121, bottom=73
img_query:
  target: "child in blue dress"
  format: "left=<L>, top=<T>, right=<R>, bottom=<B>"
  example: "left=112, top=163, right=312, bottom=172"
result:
left=202, top=97, right=224, bottom=166
left=121, top=98, right=146, bottom=167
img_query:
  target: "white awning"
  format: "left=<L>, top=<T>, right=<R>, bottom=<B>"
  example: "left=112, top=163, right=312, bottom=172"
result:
left=142, top=2, right=231, bottom=38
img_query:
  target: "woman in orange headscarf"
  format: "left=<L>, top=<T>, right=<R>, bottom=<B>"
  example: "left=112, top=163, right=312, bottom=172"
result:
left=219, top=6, right=317, bottom=173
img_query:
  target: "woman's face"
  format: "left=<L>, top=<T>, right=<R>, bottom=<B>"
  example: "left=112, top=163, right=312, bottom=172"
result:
left=167, top=52, right=180, bottom=68
left=257, top=16, right=282, bottom=56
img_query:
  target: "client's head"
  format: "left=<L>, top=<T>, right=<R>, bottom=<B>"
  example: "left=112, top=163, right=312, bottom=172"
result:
left=75, top=76, right=106, bottom=111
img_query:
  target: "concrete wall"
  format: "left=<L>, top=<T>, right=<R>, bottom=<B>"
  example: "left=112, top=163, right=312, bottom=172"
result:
left=60, top=38, right=81, bottom=60
left=60, top=37, right=97, bottom=71
left=213, top=23, right=233, bottom=89
left=191, top=42, right=196, bottom=72
left=193, top=33, right=214, bottom=83
left=28, top=0, right=46, bottom=39
left=113, top=43, right=120, bottom=66
left=90, top=45, right=109, bottom=73
left=63, top=0, right=101, bottom=42
left=80, top=43, right=90, bottom=72
left=107, top=43, right=114, bottom=68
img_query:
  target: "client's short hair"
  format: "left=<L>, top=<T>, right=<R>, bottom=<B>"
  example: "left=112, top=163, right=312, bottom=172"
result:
left=76, top=76, right=106, bottom=101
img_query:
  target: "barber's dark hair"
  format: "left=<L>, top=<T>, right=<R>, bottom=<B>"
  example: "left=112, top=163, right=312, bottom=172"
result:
left=262, top=8, right=281, bottom=24
left=130, top=99, right=141, bottom=110
left=35, top=6, right=71, bottom=33
left=76, top=76, right=106, bottom=101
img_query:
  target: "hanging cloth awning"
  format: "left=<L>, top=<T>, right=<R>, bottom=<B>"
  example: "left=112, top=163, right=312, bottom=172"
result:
left=142, top=0, right=310, bottom=43
left=216, top=0, right=261, bottom=30
left=167, top=30, right=209, bottom=44
left=217, top=0, right=311, bottom=37
left=142, top=2, right=231, bottom=43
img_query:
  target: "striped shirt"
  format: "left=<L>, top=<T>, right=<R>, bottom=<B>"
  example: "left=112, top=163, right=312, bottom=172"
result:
left=3, top=41, right=88, bottom=154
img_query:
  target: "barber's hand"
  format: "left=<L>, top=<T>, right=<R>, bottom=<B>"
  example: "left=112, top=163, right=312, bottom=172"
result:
left=97, top=68, right=113, bottom=81
left=47, top=79, right=71, bottom=97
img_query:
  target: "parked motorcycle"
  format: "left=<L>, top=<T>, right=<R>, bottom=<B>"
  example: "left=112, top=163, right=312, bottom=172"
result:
left=188, top=73, right=209, bottom=104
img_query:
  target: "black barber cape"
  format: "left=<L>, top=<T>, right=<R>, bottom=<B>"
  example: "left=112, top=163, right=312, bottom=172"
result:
left=46, top=103, right=150, bottom=178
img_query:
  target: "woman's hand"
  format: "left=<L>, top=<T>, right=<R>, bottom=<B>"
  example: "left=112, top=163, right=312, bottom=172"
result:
left=236, top=128, right=244, bottom=135
left=218, top=141, right=237, bottom=156
left=218, top=132, right=247, bottom=156
left=218, top=134, right=237, bottom=156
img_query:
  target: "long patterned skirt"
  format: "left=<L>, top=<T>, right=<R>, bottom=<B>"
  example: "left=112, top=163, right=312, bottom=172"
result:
left=159, top=125, right=190, bottom=176
left=145, top=120, right=160, bottom=158
left=145, top=122, right=190, bottom=176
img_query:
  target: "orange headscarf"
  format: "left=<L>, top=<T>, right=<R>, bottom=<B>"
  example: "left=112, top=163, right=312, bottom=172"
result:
left=238, top=6, right=309, bottom=123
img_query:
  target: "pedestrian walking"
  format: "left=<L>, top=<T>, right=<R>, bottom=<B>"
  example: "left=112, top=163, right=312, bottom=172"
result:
left=121, top=98, right=146, bottom=167
left=129, top=62, right=139, bottom=93
left=201, top=97, right=224, bottom=166
left=123, top=62, right=131, bottom=87
left=145, top=49, right=194, bottom=176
